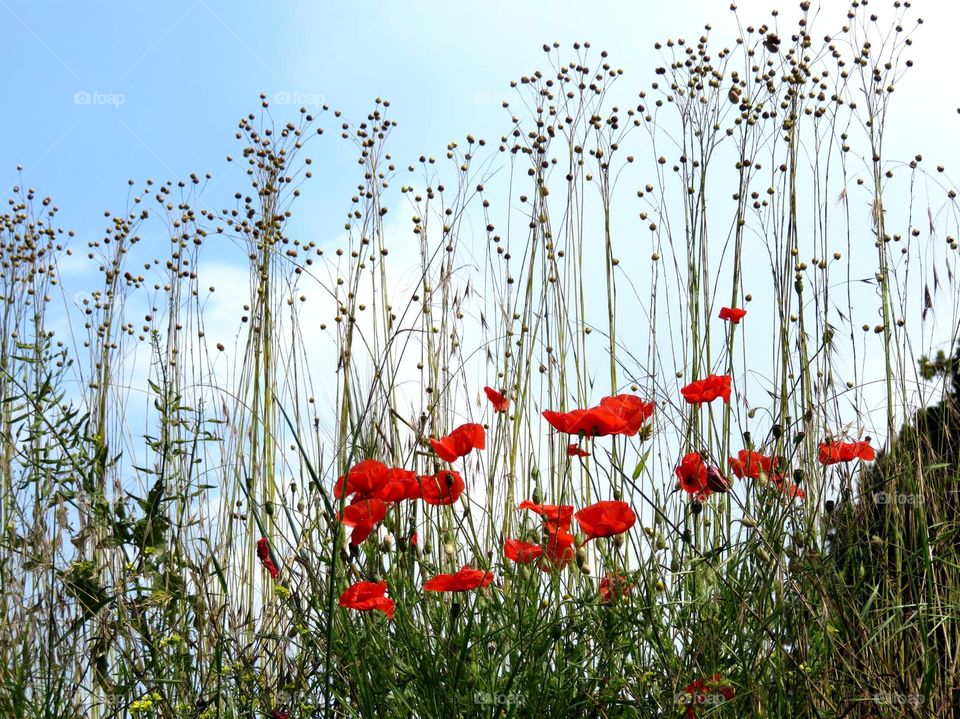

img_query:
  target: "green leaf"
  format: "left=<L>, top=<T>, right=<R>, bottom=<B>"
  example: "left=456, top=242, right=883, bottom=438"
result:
left=632, top=449, right=651, bottom=480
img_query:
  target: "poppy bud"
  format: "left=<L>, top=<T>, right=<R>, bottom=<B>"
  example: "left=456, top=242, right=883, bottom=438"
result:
left=793, top=469, right=804, bottom=484
left=771, top=424, right=782, bottom=439
left=705, top=466, right=730, bottom=493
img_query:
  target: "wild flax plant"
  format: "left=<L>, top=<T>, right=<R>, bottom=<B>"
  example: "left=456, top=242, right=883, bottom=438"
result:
left=2, top=0, right=960, bottom=717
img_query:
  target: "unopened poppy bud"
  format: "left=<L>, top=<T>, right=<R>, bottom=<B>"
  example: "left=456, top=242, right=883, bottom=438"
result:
left=265, top=502, right=274, bottom=516
left=669, top=559, right=679, bottom=572
left=742, top=517, right=757, bottom=528
left=444, top=543, right=455, bottom=557
left=613, top=534, right=625, bottom=547
left=656, top=537, right=667, bottom=550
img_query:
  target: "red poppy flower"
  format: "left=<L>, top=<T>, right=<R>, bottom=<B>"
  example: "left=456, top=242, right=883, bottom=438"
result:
left=597, top=394, right=655, bottom=435
left=818, top=439, right=875, bottom=465
left=676, top=453, right=711, bottom=501
left=376, top=467, right=421, bottom=502
left=484, top=386, right=510, bottom=413
left=599, top=573, right=634, bottom=603
left=423, top=565, right=494, bottom=592
left=334, top=458, right=390, bottom=500
left=430, top=423, right=486, bottom=462
left=567, top=443, right=589, bottom=457
left=338, top=580, right=395, bottom=619
left=410, top=530, right=419, bottom=547
left=719, top=306, right=747, bottom=324
left=542, top=406, right=626, bottom=437
left=504, top=538, right=543, bottom=564
left=419, top=470, right=465, bottom=505
left=541, top=530, right=576, bottom=570
left=680, top=374, right=732, bottom=404
left=728, top=450, right=776, bottom=479
left=518, top=500, right=574, bottom=535
left=256, top=537, right=279, bottom=579
left=339, top=498, right=388, bottom=545
left=575, top=500, right=637, bottom=541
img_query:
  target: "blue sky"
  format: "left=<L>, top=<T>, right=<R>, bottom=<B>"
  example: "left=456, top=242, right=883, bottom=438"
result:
left=4, top=0, right=960, bottom=448
left=4, top=0, right=956, bottom=235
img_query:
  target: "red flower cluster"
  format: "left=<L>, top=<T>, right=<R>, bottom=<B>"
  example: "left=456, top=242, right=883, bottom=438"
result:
left=680, top=374, right=732, bottom=405
left=542, top=393, right=654, bottom=437
left=818, top=439, right=875, bottom=465
left=484, top=386, right=510, bottom=413
left=513, top=500, right=576, bottom=571
left=256, top=537, right=279, bottom=580
left=339, top=580, right=395, bottom=618
left=719, top=306, right=747, bottom=324
left=430, top=423, right=486, bottom=462
left=335, top=457, right=469, bottom=546
left=423, top=565, right=494, bottom=592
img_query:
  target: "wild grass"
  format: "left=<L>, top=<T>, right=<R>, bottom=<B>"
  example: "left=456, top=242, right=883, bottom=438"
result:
left=1, top=1, right=959, bottom=717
